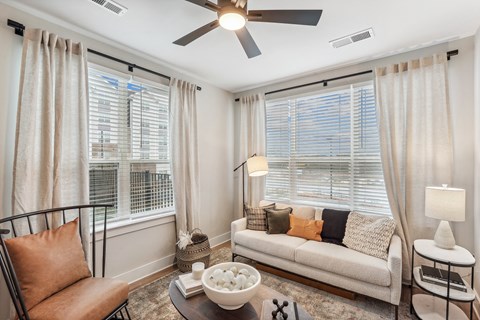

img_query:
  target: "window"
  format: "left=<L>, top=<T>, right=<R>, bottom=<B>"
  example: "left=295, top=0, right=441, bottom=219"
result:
left=265, top=81, right=390, bottom=215
left=88, top=66, right=173, bottom=222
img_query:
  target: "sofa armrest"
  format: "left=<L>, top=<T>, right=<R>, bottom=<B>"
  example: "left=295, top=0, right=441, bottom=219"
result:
left=231, top=218, right=247, bottom=253
left=387, top=234, right=402, bottom=305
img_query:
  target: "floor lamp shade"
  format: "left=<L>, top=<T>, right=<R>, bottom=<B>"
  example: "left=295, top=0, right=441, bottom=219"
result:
left=247, top=156, right=268, bottom=177
left=425, top=185, right=465, bottom=249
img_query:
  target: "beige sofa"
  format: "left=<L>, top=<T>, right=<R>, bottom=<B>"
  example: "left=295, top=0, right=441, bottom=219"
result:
left=231, top=201, right=402, bottom=317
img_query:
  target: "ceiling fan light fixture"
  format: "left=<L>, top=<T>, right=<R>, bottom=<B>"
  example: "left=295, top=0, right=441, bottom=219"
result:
left=219, top=10, right=246, bottom=30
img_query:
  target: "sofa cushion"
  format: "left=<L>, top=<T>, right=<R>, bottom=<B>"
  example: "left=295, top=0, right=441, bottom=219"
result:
left=276, top=203, right=315, bottom=220
left=4, top=219, right=91, bottom=310
left=265, top=207, right=292, bottom=234
left=287, top=215, right=324, bottom=241
left=295, top=240, right=391, bottom=286
left=343, top=211, right=396, bottom=260
left=235, top=229, right=307, bottom=261
left=321, top=209, right=350, bottom=245
left=28, top=277, right=129, bottom=320
left=245, top=203, right=275, bottom=231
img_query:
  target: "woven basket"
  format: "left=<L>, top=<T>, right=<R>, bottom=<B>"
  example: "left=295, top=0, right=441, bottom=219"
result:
left=176, top=228, right=211, bottom=272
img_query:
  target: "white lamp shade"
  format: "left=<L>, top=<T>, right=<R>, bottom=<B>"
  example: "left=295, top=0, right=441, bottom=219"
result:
left=247, top=156, right=268, bottom=177
left=425, top=186, right=465, bottom=222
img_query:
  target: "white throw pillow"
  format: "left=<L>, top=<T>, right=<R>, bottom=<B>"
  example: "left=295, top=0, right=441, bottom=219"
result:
left=343, top=211, right=396, bottom=260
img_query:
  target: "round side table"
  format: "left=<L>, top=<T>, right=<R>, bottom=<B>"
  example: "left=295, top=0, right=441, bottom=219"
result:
left=410, top=239, right=475, bottom=320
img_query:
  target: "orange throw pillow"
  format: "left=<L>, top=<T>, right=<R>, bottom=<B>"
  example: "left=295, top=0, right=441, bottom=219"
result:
left=287, top=214, right=324, bottom=241
left=5, top=218, right=91, bottom=310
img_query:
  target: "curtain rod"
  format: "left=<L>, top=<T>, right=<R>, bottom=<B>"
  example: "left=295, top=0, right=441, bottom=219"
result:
left=6, top=19, right=202, bottom=91
left=234, top=49, right=459, bottom=102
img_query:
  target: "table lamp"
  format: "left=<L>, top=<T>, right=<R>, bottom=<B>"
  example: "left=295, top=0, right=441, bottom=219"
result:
left=425, top=185, right=465, bottom=249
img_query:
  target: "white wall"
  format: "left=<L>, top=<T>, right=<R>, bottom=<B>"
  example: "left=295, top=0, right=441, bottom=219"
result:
left=235, top=38, right=476, bottom=253
left=0, top=3, right=234, bottom=319
left=473, top=26, right=480, bottom=294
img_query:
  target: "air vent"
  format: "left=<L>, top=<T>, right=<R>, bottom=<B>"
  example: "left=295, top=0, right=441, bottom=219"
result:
left=89, top=0, right=127, bottom=16
left=329, top=28, right=374, bottom=48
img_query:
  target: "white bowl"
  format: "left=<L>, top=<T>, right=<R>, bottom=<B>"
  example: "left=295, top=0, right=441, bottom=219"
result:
left=201, top=262, right=261, bottom=310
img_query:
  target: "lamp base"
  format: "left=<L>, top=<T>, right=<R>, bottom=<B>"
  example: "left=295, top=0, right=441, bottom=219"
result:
left=433, top=220, right=456, bottom=249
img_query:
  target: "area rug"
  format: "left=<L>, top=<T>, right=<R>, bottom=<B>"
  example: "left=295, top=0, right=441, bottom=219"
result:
left=129, top=247, right=412, bottom=319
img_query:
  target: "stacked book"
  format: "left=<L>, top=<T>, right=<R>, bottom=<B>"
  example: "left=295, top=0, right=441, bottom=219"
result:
left=420, top=265, right=467, bottom=292
left=175, top=273, right=204, bottom=299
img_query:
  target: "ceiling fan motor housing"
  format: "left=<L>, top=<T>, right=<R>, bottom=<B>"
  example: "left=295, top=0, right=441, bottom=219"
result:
left=218, top=6, right=247, bottom=30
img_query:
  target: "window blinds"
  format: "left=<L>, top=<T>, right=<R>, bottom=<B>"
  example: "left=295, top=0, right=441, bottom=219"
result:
left=88, top=66, right=173, bottom=222
left=265, top=81, right=390, bottom=215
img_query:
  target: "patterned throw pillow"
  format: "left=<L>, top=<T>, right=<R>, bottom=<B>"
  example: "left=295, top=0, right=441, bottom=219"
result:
left=343, top=211, right=396, bottom=260
left=245, top=203, right=275, bottom=231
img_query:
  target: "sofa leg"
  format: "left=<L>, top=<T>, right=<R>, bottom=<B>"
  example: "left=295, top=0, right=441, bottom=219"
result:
left=393, top=304, right=398, bottom=320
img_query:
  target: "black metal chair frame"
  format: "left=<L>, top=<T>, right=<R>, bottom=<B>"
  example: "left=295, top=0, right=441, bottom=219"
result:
left=0, top=204, right=131, bottom=320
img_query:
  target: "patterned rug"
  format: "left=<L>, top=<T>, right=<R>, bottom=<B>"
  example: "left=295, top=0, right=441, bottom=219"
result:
left=129, top=247, right=413, bottom=319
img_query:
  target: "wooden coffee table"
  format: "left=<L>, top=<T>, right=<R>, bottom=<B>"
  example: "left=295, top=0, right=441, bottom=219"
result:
left=169, top=279, right=311, bottom=320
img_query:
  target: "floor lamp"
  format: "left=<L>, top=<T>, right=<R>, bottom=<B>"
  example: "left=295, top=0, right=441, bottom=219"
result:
left=233, top=154, right=269, bottom=215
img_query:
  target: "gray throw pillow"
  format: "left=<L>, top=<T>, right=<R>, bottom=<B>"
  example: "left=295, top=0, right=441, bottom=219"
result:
left=245, top=203, right=275, bottom=231
left=265, top=207, right=292, bottom=234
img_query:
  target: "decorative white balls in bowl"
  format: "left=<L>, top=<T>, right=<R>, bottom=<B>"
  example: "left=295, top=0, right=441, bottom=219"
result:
left=201, top=262, right=261, bottom=310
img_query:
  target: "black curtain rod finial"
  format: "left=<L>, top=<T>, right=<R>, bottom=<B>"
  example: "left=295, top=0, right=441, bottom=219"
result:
left=7, top=19, right=24, bottom=36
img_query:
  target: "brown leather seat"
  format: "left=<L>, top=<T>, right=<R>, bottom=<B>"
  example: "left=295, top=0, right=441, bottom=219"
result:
left=28, top=277, right=129, bottom=320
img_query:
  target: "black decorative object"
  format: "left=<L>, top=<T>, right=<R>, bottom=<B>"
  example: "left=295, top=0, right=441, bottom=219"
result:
left=271, top=298, right=289, bottom=319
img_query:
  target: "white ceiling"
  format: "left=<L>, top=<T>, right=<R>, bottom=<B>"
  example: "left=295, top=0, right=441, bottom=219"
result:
left=5, top=0, right=480, bottom=92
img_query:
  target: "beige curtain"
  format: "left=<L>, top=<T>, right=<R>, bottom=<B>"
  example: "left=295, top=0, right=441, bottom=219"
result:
left=169, top=78, right=199, bottom=235
left=234, top=94, right=267, bottom=219
left=375, top=53, right=453, bottom=280
left=12, top=29, right=89, bottom=244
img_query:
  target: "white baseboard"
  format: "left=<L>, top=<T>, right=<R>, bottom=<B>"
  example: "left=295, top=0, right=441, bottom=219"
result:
left=209, top=231, right=231, bottom=248
left=113, top=231, right=231, bottom=285
left=113, top=253, right=176, bottom=284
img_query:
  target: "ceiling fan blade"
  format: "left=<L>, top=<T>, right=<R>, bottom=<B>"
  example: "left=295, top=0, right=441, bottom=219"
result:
left=235, top=27, right=261, bottom=59
left=248, top=10, right=323, bottom=26
left=173, top=20, right=220, bottom=46
left=185, top=0, right=220, bottom=12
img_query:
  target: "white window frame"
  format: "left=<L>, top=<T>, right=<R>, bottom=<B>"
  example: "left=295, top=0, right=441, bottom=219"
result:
left=88, top=63, right=174, bottom=224
left=265, top=80, right=390, bottom=215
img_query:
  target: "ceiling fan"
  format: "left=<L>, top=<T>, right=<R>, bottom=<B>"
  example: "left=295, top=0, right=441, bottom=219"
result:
left=173, top=0, right=323, bottom=58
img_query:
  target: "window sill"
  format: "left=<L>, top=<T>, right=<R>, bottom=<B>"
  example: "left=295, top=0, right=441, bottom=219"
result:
left=91, top=212, right=176, bottom=240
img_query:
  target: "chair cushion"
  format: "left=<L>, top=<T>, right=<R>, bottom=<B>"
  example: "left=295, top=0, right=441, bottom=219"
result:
left=320, top=209, right=350, bottom=245
left=265, top=207, right=292, bottom=234
left=28, top=277, right=129, bottom=320
left=343, top=211, right=396, bottom=260
left=295, top=240, right=391, bottom=286
left=245, top=203, right=275, bottom=231
left=235, top=229, right=307, bottom=261
left=4, top=219, right=91, bottom=310
left=287, top=215, right=324, bottom=241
